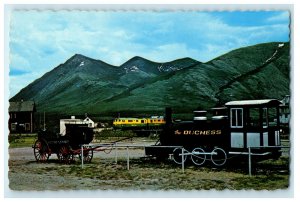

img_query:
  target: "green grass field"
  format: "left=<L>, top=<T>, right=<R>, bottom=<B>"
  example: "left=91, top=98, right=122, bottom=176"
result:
left=8, top=134, right=37, bottom=148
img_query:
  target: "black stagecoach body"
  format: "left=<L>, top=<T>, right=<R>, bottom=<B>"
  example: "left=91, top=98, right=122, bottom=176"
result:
left=145, top=99, right=283, bottom=166
left=33, top=124, right=94, bottom=163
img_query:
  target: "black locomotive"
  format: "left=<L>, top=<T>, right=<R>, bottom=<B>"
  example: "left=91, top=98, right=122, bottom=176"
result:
left=33, top=124, right=94, bottom=163
left=145, top=99, right=283, bottom=166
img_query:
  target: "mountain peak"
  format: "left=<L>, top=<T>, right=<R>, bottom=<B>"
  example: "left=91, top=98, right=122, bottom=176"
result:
left=121, top=56, right=152, bottom=65
left=61, top=54, right=92, bottom=70
left=70, top=53, right=92, bottom=61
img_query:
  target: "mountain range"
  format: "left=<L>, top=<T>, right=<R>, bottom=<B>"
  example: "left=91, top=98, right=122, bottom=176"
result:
left=10, top=42, right=290, bottom=118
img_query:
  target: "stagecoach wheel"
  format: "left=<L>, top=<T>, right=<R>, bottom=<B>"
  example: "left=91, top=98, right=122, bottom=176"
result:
left=33, top=139, right=50, bottom=162
left=211, top=147, right=227, bottom=166
left=78, top=147, right=93, bottom=163
left=58, top=145, right=73, bottom=164
left=191, top=147, right=206, bottom=166
left=172, top=148, right=188, bottom=165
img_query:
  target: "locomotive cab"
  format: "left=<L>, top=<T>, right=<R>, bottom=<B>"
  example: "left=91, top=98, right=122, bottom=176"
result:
left=225, top=99, right=282, bottom=158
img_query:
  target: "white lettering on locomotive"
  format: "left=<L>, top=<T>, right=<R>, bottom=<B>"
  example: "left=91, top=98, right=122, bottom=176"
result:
left=175, top=130, right=222, bottom=135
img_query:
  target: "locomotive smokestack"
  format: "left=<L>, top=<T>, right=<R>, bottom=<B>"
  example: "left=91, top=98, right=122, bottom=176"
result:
left=165, top=107, right=172, bottom=126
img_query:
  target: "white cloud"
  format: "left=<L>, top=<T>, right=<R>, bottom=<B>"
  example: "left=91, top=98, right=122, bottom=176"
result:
left=266, top=12, right=290, bottom=23
left=8, top=10, right=290, bottom=97
left=9, top=72, right=41, bottom=97
left=9, top=53, right=31, bottom=70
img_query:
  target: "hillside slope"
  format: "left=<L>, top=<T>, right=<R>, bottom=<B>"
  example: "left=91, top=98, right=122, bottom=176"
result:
left=10, top=42, right=290, bottom=116
left=94, top=42, right=290, bottom=114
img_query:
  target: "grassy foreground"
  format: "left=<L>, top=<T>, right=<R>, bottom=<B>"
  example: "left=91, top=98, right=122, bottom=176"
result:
left=8, top=134, right=290, bottom=191
left=38, top=157, right=290, bottom=191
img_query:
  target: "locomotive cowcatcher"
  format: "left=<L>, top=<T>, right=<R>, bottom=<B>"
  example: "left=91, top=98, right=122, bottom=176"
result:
left=33, top=124, right=94, bottom=164
left=145, top=99, right=283, bottom=166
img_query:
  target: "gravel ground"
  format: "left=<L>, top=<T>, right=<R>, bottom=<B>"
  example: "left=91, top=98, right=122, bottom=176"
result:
left=6, top=139, right=291, bottom=196
left=7, top=140, right=156, bottom=193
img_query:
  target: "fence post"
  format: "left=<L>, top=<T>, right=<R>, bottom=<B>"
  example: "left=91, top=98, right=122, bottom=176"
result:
left=182, top=147, right=184, bottom=173
left=248, top=147, right=252, bottom=177
left=115, top=143, right=118, bottom=164
left=127, top=146, right=130, bottom=170
left=81, top=145, right=84, bottom=169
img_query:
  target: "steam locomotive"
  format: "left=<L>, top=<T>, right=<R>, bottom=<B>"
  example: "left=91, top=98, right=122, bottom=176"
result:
left=145, top=99, right=283, bottom=166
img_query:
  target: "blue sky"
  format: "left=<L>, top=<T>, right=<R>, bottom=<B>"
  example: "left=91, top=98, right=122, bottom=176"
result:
left=9, top=10, right=290, bottom=97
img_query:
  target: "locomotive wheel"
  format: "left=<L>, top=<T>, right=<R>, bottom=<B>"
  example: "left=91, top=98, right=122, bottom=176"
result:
left=191, top=147, right=206, bottom=166
left=33, top=139, right=50, bottom=162
left=78, top=147, right=93, bottom=163
left=172, top=148, right=188, bottom=165
left=211, top=147, right=227, bottom=166
left=58, top=145, right=73, bottom=164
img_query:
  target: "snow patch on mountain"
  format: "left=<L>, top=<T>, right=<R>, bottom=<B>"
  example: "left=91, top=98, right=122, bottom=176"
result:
left=124, top=66, right=140, bottom=73
left=79, top=61, right=85, bottom=67
left=157, top=64, right=183, bottom=72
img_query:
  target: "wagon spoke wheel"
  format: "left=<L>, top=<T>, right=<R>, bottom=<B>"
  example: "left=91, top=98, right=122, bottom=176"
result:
left=211, top=147, right=227, bottom=166
left=58, top=145, right=73, bottom=164
left=33, top=139, right=50, bottom=162
left=191, top=147, right=206, bottom=166
left=79, top=147, right=93, bottom=163
left=172, top=147, right=188, bottom=165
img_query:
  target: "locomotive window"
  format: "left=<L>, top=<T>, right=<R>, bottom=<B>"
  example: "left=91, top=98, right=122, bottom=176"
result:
left=247, top=108, right=260, bottom=128
left=128, top=120, right=133, bottom=122
left=263, top=108, right=268, bottom=128
left=268, top=107, right=278, bottom=126
left=231, top=108, right=243, bottom=128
